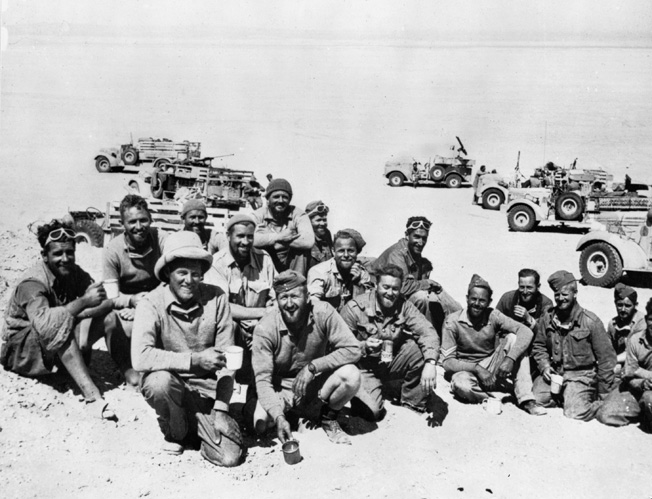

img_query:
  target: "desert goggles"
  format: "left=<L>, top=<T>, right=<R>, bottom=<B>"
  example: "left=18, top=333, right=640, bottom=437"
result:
left=406, top=219, right=432, bottom=231
left=307, top=203, right=329, bottom=217
left=44, top=227, right=77, bottom=247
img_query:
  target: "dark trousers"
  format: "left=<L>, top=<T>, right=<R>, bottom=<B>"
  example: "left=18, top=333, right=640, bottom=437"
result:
left=353, top=339, right=426, bottom=420
left=140, top=371, right=242, bottom=467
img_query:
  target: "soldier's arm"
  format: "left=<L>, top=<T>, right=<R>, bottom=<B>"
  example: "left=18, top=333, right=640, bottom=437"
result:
left=404, top=301, right=439, bottom=362
left=590, top=317, right=617, bottom=396
left=288, top=212, right=315, bottom=250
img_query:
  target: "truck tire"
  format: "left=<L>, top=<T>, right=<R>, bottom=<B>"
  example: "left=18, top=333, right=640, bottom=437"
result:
left=74, top=220, right=104, bottom=247
left=95, top=156, right=112, bottom=173
left=388, top=172, right=405, bottom=187
left=445, top=174, right=462, bottom=188
left=482, top=188, right=505, bottom=210
left=150, top=172, right=165, bottom=199
left=579, top=242, right=623, bottom=287
left=507, top=205, right=537, bottom=232
left=122, top=147, right=139, bottom=165
left=153, top=158, right=171, bottom=170
left=430, top=166, right=446, bottom=182
left=555, top=192, right=584, bottom=221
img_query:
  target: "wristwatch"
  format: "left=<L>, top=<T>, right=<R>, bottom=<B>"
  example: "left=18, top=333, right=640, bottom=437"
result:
left=307, top=362, right=317, bottom=374
left=425, top=359, right=437, bottom=366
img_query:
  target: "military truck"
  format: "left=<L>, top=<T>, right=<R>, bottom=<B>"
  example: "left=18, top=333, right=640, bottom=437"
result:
left=506, top=172, right=652, bottom=233
left=94, top=137, right=201, bottom=173
left=384, top=136, right=475, bottom=188
left=576, top=212, right=652, bottom=287
left=147, top=156, right=262, bottom=210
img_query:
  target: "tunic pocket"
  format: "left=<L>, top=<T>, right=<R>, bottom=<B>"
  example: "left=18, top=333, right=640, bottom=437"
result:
left=568, top=328, right=594, bottom=367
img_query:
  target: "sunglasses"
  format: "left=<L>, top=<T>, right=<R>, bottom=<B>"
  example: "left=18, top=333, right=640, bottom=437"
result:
left=44, top=227, right=77, bottom=246
left=308, top=204, right=329, bottom=216
left=406, top=220, right=431, bottom=231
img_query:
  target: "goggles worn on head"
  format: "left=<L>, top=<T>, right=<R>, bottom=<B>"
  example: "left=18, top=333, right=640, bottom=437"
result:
left=307, top=204, right=329, bottom=217
left=406, top=219, right=431, bottom=231
left=44, top=227, right=76, bottom=247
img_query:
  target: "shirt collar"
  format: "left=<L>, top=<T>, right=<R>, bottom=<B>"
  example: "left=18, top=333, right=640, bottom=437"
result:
left=367, top=292, right=405, bottom=321
left=552, top=301, right=583, bottom=329
left=38, top=260, right=58, bottom=289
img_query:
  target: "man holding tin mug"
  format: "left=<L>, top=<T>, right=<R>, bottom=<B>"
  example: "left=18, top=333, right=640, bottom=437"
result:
left=250, top=270, right=362, bottom=445
left=131, top=231, right=243, bottom=465
left=1, top=219, right=117, bottom=420
left=339, top=264, right=440, bottom=420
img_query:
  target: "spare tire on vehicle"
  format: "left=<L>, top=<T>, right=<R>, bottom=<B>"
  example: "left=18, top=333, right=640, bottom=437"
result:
left=150, top=172, right=165, bottom=199
left=122, top=147, right=139, bottom=166
left=555, top=192, right=584, bottom=221
left=74, top=220, right=104, bottom=247
left=429, top=166, right=446, bottom=182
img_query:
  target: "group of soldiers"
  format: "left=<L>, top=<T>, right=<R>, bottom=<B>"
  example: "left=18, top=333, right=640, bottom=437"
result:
left=2, top=177, right=651, bottom=468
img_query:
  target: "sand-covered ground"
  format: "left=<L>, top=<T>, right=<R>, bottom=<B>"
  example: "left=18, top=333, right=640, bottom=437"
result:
left=2, top=3, right=652, bottom=498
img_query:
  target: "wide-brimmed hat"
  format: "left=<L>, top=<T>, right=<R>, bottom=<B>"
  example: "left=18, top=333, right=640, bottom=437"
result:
left=154, top=231, right=213, bottom=282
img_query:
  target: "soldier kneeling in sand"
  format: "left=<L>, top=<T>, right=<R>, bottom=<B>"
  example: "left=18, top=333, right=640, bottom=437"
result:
left=132, top=232, right=243, bottom=465
left=248, top=270, right=362, bottom=445
left=339, top=264, right=440, bottom=420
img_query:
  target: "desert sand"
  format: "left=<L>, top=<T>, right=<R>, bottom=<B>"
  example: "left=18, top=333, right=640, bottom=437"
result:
left=1, top=2, right=652, bottom=498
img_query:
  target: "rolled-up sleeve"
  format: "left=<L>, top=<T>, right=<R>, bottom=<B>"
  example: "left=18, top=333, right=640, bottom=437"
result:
left=289, top=212, right=315, bottom=250
left=310, top=306, right=361, bottom=373
left=102, top=244, right=132, bottom=310
left=307, top=266, right=327, bottom=299
left=131, top=298, right=192, bottom=373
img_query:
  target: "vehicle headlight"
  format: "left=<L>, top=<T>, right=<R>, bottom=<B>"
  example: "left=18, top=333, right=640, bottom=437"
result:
left=166, top=166, right=174, bottom=173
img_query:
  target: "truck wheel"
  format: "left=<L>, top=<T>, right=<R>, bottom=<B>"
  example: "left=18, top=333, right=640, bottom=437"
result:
left=579, top=242, right=623, bottom=287
left=482, top=188, right=505, bottom=210
left=555, top=192, right=584, bottom=221
left=445, top=174, right=462, bottom=188
left=508, top=205, right=537, bottom=232
left=122, top=147, right=139, bottom=165
left=388, top=172, right=405, bottom=187
left=74, top=220, right=104, bottom=247
left=150, top=172, right=165, bottom=199
left=430, top=166, right=446, bottom=182
left=153, top=158, right=171, bottom=170
left=95, top=156, right=112, bottom=173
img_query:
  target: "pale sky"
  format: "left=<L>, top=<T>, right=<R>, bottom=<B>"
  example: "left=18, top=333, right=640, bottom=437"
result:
left=3, top=0, right=652, bottom=43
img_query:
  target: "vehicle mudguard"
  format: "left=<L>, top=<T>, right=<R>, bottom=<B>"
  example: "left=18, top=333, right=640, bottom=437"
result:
left=505, top=199, right=547, bottom=221
left=95, top=148, right=121, bottom=166
left=479, top=183, right=508, bottom=197
left=576, top=231, right=648, bottom=271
